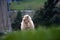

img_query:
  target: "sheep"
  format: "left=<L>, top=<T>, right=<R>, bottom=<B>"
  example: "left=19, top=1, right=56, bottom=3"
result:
left=21, top=15, right=34, bottom=30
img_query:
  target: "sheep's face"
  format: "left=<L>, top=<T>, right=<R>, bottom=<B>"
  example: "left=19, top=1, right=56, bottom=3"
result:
left=21, top=15, right=34, bottom=30
left=23, top=15, right=29, bottom=23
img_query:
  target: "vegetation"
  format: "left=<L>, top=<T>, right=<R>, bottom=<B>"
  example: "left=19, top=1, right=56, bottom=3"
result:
left=3, top=27, right=60, bottom=40
left=33, top=0, right=60, bottom=27
left=10, top=0, right=47, bottom=10
left=0, top=0, right=60, bottom=40
left=11, top=11, right=22, bottom=30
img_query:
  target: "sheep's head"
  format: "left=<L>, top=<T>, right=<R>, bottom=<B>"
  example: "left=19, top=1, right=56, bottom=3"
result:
left=23, top=15, right=30, bottom=23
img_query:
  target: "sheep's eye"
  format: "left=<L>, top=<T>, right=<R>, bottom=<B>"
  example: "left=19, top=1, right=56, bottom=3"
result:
left=27, top=16, right=29, bottom=18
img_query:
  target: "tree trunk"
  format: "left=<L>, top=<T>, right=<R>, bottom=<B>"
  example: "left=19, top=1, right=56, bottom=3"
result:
left=0, top=0, right=12, bottom=32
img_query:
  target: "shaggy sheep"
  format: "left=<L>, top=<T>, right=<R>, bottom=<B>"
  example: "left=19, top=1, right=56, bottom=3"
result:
left=21, top=15, right=34, bottom=30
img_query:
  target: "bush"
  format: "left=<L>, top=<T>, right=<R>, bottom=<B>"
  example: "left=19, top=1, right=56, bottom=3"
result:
left=3, top=27, right=60, bottom=40
left=11, top=11, right=22, bottom=30
left=33, top=0, right=60, bottom=27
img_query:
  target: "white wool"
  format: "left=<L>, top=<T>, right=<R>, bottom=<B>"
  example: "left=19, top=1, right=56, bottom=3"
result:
left=21, top=15, right=34, bottom=30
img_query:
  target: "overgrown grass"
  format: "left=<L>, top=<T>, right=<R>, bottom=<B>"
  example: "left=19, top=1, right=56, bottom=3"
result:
left=3, top=26, right=60, bottom=40
left=10, top=0, right=47, bottom=10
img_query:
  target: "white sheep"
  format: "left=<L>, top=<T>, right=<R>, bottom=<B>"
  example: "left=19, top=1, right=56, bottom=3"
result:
left=21, top=15, right=34, bottom=30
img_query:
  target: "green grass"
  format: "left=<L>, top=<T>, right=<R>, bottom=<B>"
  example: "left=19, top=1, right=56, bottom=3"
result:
left=3, top=27, right=60, bottom=40
left=10, top=0, right=47, bottom=10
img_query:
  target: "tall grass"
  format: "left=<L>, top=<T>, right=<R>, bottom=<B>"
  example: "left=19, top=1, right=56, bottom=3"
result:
left=3, top=27, right=60, bottom=40
left=10, top=0, right=47, bottom=10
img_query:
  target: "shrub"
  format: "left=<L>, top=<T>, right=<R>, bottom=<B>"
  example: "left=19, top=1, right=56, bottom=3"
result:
left=11, top=11, right=22, bottom=30
left=33, top=0, right=60, bottom=27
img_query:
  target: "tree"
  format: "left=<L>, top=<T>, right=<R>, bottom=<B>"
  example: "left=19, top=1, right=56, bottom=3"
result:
left=41, top=0, right=59, bottom=25
left=33, top=0, right=59, bottom=27
left=11, top=11, right=22, bottom=30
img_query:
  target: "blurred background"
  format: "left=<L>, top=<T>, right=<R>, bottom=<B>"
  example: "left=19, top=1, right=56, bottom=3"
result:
left=8, top=0, right=60, bottom=30
left=0, top=0, right=60, bottom=32
left=0, top=0, right=60, bottom=40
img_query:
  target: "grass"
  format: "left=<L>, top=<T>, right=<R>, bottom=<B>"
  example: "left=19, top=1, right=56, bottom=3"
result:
left=10, top=0, right=47, bottom=10
left=3, top=26, right=60, bottom=40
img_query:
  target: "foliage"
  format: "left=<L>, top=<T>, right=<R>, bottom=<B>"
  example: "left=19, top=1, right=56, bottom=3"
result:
left=33, top=0, right=60, bottom=27
left=16, top=0, right=23, bottom=1
left=11, top=11, right=22, bottom=30
left=10, top=0, right=47, bottom=10
left=3, top=27, right=60, bottom=40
